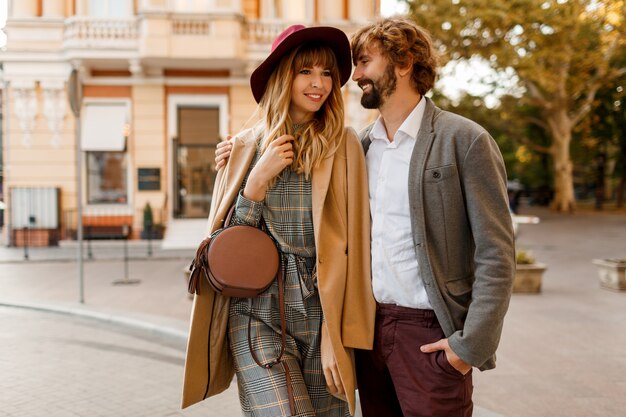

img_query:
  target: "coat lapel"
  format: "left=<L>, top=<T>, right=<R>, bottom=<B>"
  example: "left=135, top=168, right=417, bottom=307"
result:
left=311, top=152, right=335, bottom=246
left=209, top=131, right=258, bottom=232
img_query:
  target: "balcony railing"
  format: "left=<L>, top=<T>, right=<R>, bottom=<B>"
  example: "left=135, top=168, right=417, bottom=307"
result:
left=246, top=20, right=291, bottom=45
left=60, top=16, right=359, bottom=59
left=63, top=16, right=139, bottom=49
left=171, top=15, right=213, bottom=35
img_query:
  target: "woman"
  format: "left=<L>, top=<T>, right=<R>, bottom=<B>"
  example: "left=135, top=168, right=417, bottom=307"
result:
left=181, top=25, right=375, bottom=417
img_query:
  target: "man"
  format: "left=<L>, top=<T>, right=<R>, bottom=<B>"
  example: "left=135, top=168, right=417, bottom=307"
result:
left=215, top=16, right=515, bottom=417
left=350, top=17, right=515, bottom=417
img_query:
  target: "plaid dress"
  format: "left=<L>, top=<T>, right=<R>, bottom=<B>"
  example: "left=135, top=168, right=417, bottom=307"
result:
left=228, top=150, right=348, bottom=417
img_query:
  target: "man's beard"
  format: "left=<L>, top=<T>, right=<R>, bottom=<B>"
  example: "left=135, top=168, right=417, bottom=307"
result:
left=359, top=63, right=397, bottom=109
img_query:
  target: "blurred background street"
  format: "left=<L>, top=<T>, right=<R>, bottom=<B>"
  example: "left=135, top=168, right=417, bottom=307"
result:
left=2, top=0, right=626, bottom=416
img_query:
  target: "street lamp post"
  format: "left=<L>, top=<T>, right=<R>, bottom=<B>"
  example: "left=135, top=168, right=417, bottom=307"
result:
left=68, top=68, right=84, bottom=304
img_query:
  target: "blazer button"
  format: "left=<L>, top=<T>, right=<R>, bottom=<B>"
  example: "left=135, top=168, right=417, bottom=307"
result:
left=319, top=257, right=324, bottom=264
left=432, top=171, right=441, bottom=179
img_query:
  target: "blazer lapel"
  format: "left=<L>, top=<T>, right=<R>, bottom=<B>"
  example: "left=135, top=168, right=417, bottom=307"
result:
left=412, top=98, right=437, bottom=157
left=408, top=97, right=438, bottom=242
left=359, top=124, right=374, bottom=154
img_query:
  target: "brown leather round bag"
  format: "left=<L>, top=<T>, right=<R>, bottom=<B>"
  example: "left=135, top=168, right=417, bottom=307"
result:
left=186, top=205, right=293, bottom=413
left=188, top=205, right=280, bottom=298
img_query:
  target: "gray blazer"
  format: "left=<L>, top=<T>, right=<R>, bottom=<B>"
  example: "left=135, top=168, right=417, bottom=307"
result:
left=360, top=97, right=515, bottom=371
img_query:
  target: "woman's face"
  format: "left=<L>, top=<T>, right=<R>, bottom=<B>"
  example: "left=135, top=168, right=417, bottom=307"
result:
left=289, top=65, right=332, bottom=123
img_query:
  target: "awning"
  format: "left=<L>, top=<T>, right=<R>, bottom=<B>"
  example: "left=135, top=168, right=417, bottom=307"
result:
left=81, top=103, right=127, bottom=151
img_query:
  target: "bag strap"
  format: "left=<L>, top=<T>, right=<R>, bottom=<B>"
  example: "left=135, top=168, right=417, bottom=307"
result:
left=247, top=259, right=296, bottom=415
left=224, top=203, right=269, bottom=232
left=223, top=204, right=236, bottom=227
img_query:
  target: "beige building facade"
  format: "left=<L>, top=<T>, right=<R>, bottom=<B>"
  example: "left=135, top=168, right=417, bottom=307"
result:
left=1, top=0, right=378, bottom=247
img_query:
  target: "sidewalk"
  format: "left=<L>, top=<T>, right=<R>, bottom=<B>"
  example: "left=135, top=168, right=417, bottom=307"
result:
left=0, top=237, right=190, bottom=263
left=1, top=206, right=625, bottom=416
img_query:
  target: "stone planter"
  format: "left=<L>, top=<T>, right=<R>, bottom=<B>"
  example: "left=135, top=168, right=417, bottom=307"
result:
left=513, top=263, right=547, bottom=293
left=140, top=226, right=164, bottom=240
left=592, top=259, right=626, bottom=291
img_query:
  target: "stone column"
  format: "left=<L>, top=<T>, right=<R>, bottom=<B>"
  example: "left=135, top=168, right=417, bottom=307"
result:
left=349, top=0, right=373, bottom=21
left=283, top=0, right=308, bottom=21
left=43, top=0, right=66, bottom=17
left=11, top=0, right=38, bottom=18
left=319, top=0, right=343, bottom=21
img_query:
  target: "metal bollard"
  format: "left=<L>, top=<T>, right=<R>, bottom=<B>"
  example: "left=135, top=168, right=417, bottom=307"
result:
left=112, top=224, right=140, bottom=286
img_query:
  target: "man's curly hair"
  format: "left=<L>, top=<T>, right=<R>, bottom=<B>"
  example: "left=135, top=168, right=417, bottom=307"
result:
left=351, top=17, right=439, bottom=95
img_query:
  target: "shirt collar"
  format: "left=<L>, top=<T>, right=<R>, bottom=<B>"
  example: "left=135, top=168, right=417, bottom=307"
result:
left=369, top=97, right=427, bottom=144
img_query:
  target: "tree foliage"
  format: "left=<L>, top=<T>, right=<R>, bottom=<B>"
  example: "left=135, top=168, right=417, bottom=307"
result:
left=576, top=48, right=626, bottom=206
left=433, top=91, right=554, bottom=204
left=406, top=0, right=626, bottom=211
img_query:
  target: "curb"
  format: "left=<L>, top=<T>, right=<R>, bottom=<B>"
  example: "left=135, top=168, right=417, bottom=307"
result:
left=0, top=300, right=189, bottom=342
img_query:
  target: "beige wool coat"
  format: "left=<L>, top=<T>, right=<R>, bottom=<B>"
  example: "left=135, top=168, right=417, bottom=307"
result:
left=181, top=126, right=376, bottom=416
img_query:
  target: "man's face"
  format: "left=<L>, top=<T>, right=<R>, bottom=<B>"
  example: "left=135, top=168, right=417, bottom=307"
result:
left=352, top=43, right=397, bottom=109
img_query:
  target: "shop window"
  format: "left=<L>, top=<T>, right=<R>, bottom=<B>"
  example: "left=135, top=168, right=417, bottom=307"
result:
left=86, top=152, right=128, bottom=205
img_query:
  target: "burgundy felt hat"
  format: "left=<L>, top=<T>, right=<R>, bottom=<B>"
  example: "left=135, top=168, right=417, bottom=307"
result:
left=250, top=24, right=352, bottom=103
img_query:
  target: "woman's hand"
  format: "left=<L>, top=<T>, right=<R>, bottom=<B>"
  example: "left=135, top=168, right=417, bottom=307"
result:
left=215, top=136, right=233, bottom=171
left=243, top=135, right=294, bottom=201
left=321, top=321, right=346, bottom=400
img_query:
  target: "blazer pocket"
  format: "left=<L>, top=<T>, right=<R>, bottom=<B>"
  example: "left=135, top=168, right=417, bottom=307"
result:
left=445, top=277, right=473, bottom=296
left=424, top=165, right=457, bottom=183
left=445, top=277, right=473, bottom=320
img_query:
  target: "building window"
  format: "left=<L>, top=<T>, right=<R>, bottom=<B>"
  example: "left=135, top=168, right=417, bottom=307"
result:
left=89, top=0, right=133, bottom=17
left=81, top=100, right=129, bottom=206
left=86, top=152, right=128, bottom=204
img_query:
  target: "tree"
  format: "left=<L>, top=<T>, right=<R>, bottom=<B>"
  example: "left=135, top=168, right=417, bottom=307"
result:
left=407, top=0, right=626, bottom=211
left=434, top=91, right=554, bottom=203
left=579, top=60, right=626, bottom=207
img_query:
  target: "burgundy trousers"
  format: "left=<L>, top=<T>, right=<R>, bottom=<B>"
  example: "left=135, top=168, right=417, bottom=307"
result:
left=355, top=304, right=473, bottom=417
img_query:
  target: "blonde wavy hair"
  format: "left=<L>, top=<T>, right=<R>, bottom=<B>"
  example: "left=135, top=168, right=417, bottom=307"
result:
left=256, top=43, right=345, bottom=180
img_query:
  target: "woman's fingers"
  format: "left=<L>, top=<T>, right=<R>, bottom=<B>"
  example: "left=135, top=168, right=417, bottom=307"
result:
left=273, top=134, right=294, bottom=146
left=215, top=137, right=233, bottom=170
left=333, top=368, right=345, bottom=395
left=329, top=360, right=344, bottom=395
left=323, top=365, right=339, bottom=395
left=320, top=321, right=344, bottom=397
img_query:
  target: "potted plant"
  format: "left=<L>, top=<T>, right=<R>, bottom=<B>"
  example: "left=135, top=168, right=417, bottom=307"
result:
left=513, top=249, right=547, bottom=293
left=592, top=258, right=626, bottom=291
left=141, top=203, right=164, bottom=239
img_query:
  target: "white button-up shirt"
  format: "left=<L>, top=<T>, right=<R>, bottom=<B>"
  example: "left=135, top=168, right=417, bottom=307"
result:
left=367, top=98, right=432, bottom=309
